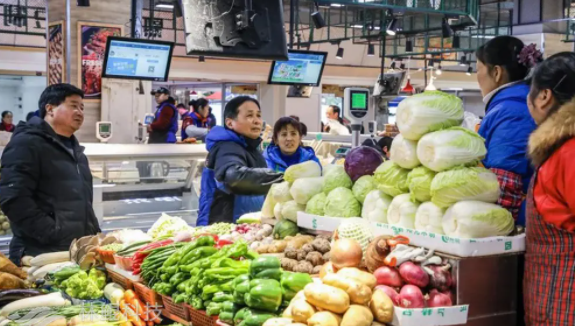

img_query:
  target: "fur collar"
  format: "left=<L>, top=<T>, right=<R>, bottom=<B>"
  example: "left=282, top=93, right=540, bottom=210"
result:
left=529, top=100, right=575, bottom=166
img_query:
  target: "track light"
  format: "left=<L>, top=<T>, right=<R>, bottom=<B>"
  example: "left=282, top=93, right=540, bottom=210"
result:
left=436, top=63, right=442, bottom=75
left=156, top=2, right=174, bottom=9
left=199, top=56, right=205, bottom=63
left=452, top=34, right=460, bottom=48
left=405, top=39, right=413, bottom=52
left=460, top=54, right=468, bottom=66
left=400, top=62, right=406, bottom=70
left=390, top=61, right=396, bottom=70
left=367, top=43, right=375, bottom=57
left=311, top=3, right=326, bottom=29
left=441, top=17, right=453, bottom=38
left=336, top=42, right=344, bottom=60
left=77, top=0, right=90, bottom=6
left=428, top=59, right=434, bottom=68
left=386, top=18, right=398, bottom=36
left=466, top=65, right=473, bottom=76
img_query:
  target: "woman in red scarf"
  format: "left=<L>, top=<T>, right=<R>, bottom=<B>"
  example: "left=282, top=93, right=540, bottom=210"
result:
left=0, top=111, right=15, bottom=133
left=524, top=52, right=575, bottom=325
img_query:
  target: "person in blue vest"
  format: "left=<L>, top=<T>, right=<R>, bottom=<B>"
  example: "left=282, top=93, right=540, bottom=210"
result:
left=475, top=36, right=540, bottom=226
left=147, top=87, right=178, bottom=144
left=197, top=96, right=283, bottom=225
left=264, top=117, right=320, bottom=172
left=182, top=98, right=210, bottom=141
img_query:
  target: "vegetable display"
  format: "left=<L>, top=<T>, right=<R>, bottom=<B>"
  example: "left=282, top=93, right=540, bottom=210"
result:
left=390, top=134, right=421, bottom=169
left=324, top=188, right=361, bottom=218
left=323, top=166, right=353, bottom=195
left=373, top=161, right=410, bottom=197
left=343, top=146, right=384, bottom=182
left=442, top=201, right=515, bottom=238
left=430, top=167, right=500, bottom=208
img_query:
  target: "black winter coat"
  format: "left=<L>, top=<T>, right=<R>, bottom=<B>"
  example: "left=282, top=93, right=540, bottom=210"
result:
left=0, top=117, right=100, bottom=262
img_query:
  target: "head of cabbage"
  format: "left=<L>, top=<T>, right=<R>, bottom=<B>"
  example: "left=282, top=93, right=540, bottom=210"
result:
left=323, top=165, right=353, bottom=194
left=290, top=177, right=323, bottom=205
left=324, top=187, right=361, bottom=218
left=430, top=167, right=500, bottom=208
left=361, top=190, right=393, bottom=223
left=373, top=161, right=410, bottom=197
left=284, top=161, right=322, bottom=183
left=390, top=134, right=421, bottom=169
left=281, top=200, right=306, bottom=223
left=387, top=194, right=420, bottom=229
left=396, top=91, right=464, bottom=141
left=305, top=192, right=327, bottom=216
left=417, top=127, right=487, bottom=172
left=414, top=202, right=445, bottom=234
left=272, top=181, right=293, bottom=203
left=352, top=175, right=375, bottom=204
left=407, top=166, right=436, bottom=203
left=442, top=201, right=514, bottom=238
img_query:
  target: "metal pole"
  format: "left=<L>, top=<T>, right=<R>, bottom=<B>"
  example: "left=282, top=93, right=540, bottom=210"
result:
left=131, top=0, right=137, bottom=37
left=289, top=0, right=295, bottom=48
left=65, top=0, right=71, bottom=83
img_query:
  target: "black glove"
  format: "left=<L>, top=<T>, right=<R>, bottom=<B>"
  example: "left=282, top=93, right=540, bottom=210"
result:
left=224, top=166, right=284, bottom=195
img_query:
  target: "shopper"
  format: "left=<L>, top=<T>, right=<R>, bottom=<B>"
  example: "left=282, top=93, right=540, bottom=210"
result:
left=323, top=105, right=350, bottom=135
left=207, top=107, right=217, bottom=129
left=523, top=52, right=575, bottom=326
left=197, top=96, right=283, bottom=226
left=264, top=117, right=320, bottom=173
left=0, top=111, right=15, bottom=133
left=476, top=36, right=540, bottom=224
left=148, top=87, right=178, bottom=143
left=177, top=103, right=188, bottom=118
left=182, top=98, right=210, bottom=141
left=0, top=84, right=100, bottom=264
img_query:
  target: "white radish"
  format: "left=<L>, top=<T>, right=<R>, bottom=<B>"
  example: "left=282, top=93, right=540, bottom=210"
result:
left=30, top=252, right=70, bottom=267
left=32, top=262, right=74, bottom=279
left=1, top=292, right=70, bottom=316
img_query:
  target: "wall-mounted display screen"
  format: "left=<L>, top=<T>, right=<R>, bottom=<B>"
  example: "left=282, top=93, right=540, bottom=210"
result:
left=267, top=50, right=327, bottom=86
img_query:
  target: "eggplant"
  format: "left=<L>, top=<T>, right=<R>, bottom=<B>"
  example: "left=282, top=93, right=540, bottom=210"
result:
left=0, top=289, right=43, bottom=308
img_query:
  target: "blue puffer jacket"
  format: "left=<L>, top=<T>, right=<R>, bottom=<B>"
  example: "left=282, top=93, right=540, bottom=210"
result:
left=197, top=127, right=276, bottom=226
left=478, top=82, right=537, bottom=224
left=264, top=144, right=320, bottom=173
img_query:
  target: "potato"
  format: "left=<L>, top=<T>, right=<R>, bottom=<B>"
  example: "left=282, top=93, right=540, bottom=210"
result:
left=291, top=299, right=316, bottom=323
left=336, top=267, right=377, bottom=289
left=370, top=289, right=394, bottom=323
left=319, top=262, right=337, bottom=280
left=307, top=311, right=342, bottom=326
left=322, top=273, right=372, bottom=305
left=263, top=318, right=294, bottom=326
left=341, top=305, right=373, bottom=326
left=283, top=291, right=306, bottom=319
left=287, top=324, right=307, bottom=326
left=304, top=283, right=350, bottom=314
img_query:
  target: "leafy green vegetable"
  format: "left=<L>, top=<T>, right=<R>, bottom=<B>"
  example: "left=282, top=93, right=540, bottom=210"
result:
left=281, top=200, right=306, bottom=223
left=396, top=90, right=464, bottom=140
left=387, top=194, right=420, bottom=229
left=414, top=201, right=445, bottom=234
left=352, top=175, right=375, bottom=204
left=407, top=166, right=436, bottom=202
left=284, top=161, right=322, bottom=183
left=323, top=165, right=353, bottom=194
left=147, top=213, right=192, bottom=239
left=361, top=190, right=393, bottom=223
left=390, top=134, right=421, bottom=169
left=305, top=192, right=327, bottom=216
left=324, top=187, right=361, bottom=218
left=430, top=167, right=500, bottom=208
left=442, top=201, right=514, bottom=238
left=272, top=182, right=293, bottom=203
left=59, top=269, right=106, bottom=300
left=373, top=161, right=410, bottom=197
left=290, top=177, right=323, bottom=205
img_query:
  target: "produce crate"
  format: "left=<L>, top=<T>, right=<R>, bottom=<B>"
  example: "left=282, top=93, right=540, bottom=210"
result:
left=161, top=295, right=190, bottom=322
left=114, top=254, right=134, bottom=271
left=161, top=310, right=191, bottom=326
left=107, top=269, right=134, bottom=290
left=188, top=307, right=218, bottom=326
left=97, top=248, right=116, bottom=264
left=133, top=282, right=162, bottom=306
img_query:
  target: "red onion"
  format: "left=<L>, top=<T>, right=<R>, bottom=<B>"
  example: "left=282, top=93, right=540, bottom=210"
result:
left=398, top=285, right=425, bottom=308
left=427, top=289, right=453, bottom=307
left=374, top=266, right=404, bottom=287
left=375, top=285, right=400, bottom=306
left=399, top=262, right=429, bottom=288
left=426, top=264, right=453, bottom=292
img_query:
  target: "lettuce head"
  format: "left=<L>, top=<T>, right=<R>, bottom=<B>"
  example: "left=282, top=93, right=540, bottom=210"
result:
left=290, top=177, right=323, bottom=205
left=352, top=175, right=375, bottom=204
left=281, top=200, right=306, bottom=223
left=361, top=190, right=393, bottom=223
left=407, top=166, right=436, bottom=202
left=305, top=192, right=327, bottom=216
left=323, top=165, right=353, bottom=194
left=387, top=194, right=420, bottom=229
left=284, top=161, right=322, bottom=183
left=373, top=161, right=410, bottom=197
left=442, top=201, right=514, bottom=238
left=324, top=187, right=361, bottom=218
left=430, top=167, right=500, bottom=208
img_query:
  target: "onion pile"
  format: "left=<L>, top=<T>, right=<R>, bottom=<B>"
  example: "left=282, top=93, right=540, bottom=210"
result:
left=330, top=239, right=363, bottom=269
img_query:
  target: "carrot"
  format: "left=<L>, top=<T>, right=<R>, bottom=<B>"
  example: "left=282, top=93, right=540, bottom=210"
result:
left=147, top=321, right=154, bottom=326
left=129, top=296, right=161, bottom=324
left=120, top=299, right=145, bottom=326
left=124, top=290, right=137, bottom=302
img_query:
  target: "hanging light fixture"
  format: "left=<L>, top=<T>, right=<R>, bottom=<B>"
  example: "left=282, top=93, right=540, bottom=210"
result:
left=77, top=0, right=90, bottom=6
left=402, top=57, right=414, bottom=93
left=390, top=61, right=397, bottom=70
left=311, top=2, right=326, bottom=29
left=405, top=39, right=413, bottom=52
left=441, top=17, right=453, bottom=38
left=425, top=77, right=437, bottom=91
left=466, top=65, right=473, bottom=76
left=460, top=53, right=468, bottom=66
left=367, top=43, right=375, bottom=56
left=436, top=62, right=443, bottom=75
left=452, top=34, right=460, bottom=48
left=428, top=59, right=434, bottom=68
left=336, top=41, right=344, bottom=59
left=386, top=10, right=398, bottom=36
left=400, top=62, right=406, bottom=70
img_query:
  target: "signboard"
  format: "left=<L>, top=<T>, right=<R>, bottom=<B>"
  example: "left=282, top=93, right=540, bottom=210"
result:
left=47, top=21, right=65, bottom=86
left=78, top=22, right=123, bottom=100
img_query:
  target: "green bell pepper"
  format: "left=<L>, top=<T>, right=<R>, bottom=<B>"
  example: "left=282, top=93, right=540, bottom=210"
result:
left=239, top=314, right=276, bottom=326
left=213, top=292, right=234, bottom=303
left=222, top=301, right=240, bottom=313
left=207, top=302, right=223, bottom=316
left=205, top=267, right=249, bottom=282
left=219, top=311, right=235, bottom=325
left=232, top=275, right=251, bottom=305
left=280, top=272, right=313, bottom=301
left=244, top=279, right=282, bottom=312
left=249, top=257, right=281, bottom=277
left=174, top=292, right=191, bottom=304
left=169, top=272, right=187, bottom=286
left=190, top=295, right=204, bottom=310
left=234, top=308, right=275, bottom=326
left=181, top=246, right=218, bottom=266
left=252, top=268, right=282, bottom=281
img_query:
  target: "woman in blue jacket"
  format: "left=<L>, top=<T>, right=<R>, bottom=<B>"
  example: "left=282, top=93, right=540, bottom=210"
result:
left=264, top=117, right=320, bottom=172
left=182, top=98, right=210, bottom=141
left=476, top=36, right=541, bottom=225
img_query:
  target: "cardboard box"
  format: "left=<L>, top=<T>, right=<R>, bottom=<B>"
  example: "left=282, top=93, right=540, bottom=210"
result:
left=391, top=305, right=469, bottom=326
left=297, top=212, right=344, bottom=232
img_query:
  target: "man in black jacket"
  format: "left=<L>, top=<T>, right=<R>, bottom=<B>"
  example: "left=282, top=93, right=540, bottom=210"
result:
left=0, top=84, right=100, bottom=264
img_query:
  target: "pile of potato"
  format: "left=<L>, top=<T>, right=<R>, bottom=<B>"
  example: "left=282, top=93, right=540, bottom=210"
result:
left=0, top=211, right=11, bottom=236
left=280, top=236, right=331, bottom=274
left=263, top=266, right=394, bottom=326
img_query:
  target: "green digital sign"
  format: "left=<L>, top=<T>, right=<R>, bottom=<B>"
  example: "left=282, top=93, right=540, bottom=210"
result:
left=351, top=92, right=367, bottom=110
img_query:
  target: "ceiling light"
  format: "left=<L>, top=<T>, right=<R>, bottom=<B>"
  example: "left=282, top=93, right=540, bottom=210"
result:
left=441, top=17, right=453, bottom=38
left=386, top=18, right=398, bottom=36
left=352, top=24, right=380, bottom=30
left=331, top=3, right=344, bottom=7
left=199, top=56, right=205, bottom=63
left=400, top=62, right=406, bottom=70
left=466, top=66, right=473, bottom=75
left=336, top=42, right=344, bottom=60
left=405, top=39, right=413, bottom=52
left=367, top=44, right=375, bottom=57
left=311, top=3, right=326, bottom=29
left=402, top=78, right=414, bottom=93
left=436, top=63, right=442, bottom=75
left=452, top=34, right=460, bottom=48
left=77, top=0, right=90, bottom=6
left=460, top=54, right=468, bottom=66
left=425, top=78, right=437, bottom=91
left=156, top=2, right=174, bottom=9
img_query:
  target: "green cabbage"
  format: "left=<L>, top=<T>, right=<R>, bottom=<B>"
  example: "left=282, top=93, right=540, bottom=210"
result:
left=442, top=201, right=514, bottom=238
left=284, top=161, right=322, bottom=183
left=290, top=177, right=323, bottom=205
left=407, top=167, right=436, bottom=202
left=390, top=134, right=421, bottom=169
left=305, top=192, right=327, bottom=216
left=324, top=187, right=361, bottom=218
left=373, top=161, right=410, bottom=197
left=417, top=127, right=487, bottom=172
left=272, top=181, right=293, bottom=203
left=274, top=203, right=284, bottom=220
left=387, top=194, right=420, bottom=229
left=430, top=167, right=500, bottom=208
left=323, top=165, right=353, bottom=194
left=352, top=175, right=375, bottom=204
left=414, top=202, right=445, bottom=234
left=281, top=200, right=306, bottom=223
left=361, top=190, right=393, bottom=223
left=396, top=91, right=464, bottom=140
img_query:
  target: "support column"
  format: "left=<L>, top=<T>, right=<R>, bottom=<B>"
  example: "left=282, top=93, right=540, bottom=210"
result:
left=259, top=83, right=287, bottom=128
left=47, top=0, right=132, bottom=141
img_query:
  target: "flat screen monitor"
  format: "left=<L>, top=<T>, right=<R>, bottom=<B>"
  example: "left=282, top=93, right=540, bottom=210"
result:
left=102, top=37, right=175, bottom=82
left=267, top=50, right=328, bottom=86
